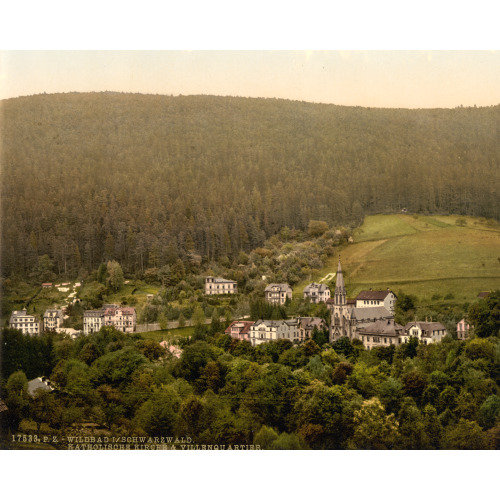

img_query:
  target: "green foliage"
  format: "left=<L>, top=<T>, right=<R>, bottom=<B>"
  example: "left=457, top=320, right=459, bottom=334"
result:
left=106, top=261, right=124, bottom=292
left=349, top=397, right=399, bottom=450
left=478, top=395, right=500, bottom=429
left=468, top=291, right=500, bottom=338
left=307, top=220, right=329, bottom=237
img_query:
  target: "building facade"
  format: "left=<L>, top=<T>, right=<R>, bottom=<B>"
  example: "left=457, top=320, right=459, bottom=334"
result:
left=356, top=319, right=404, bottom=350
left=401, top=321, right=448, bottom=345
left=43, top=309, right=64, bottom=331
left=303, top=283, right=331, bottom=303
left=225, top=320, right=255, bottom=341
left=249, top=319, right=299, bottom=346
left=355, top=289, right=397, bottom=314
left=457, top=318, right=471, bottom=340
left=296, top=317, right=327, bottom=343
left=264, top=283, right=293, bottom=305
left=104, top=307, right=137, bottom=333
left=9, top=310, right=42, bottom=335
left=83, top=309, right=105, bottom=335
left=205, top=277, right=238, bottom=295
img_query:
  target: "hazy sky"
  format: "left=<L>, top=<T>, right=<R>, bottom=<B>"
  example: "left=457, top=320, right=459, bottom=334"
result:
left=1, top=51, right=499, bottom=108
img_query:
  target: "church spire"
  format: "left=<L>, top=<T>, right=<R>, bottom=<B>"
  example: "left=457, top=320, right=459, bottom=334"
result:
left=334, top=258, right=346, bottom=305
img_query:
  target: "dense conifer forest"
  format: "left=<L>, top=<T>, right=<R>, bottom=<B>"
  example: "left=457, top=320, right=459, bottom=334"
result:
left=1, top=92, right=499, bottom=279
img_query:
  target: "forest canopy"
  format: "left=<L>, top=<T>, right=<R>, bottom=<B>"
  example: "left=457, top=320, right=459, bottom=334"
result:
left=1, top=93, right=499, bottom=278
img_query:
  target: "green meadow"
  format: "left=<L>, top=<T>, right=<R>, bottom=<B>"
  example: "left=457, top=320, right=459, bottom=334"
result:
left=295, top=214, right=500, bottom=304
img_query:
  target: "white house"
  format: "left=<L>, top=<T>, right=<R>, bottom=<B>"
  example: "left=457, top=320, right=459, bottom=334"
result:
left=43, top=309, right=64, bottom=331
left=356, top=319, right=404, bottom=350
left=9, top=310, right=41, bottom=335
left=355, top=289, right=397, bottom=314
left=83, top=309, right=105, bottom=334
left=205, top=277, right=238, bottom=295
left=264, top=283, right=293, bottom=305
left=104, top=307, right=137, bottom=333
left=401, top=321, right=448, bottom=345
left=303, top=283, right=331, bottom=303
left=249, top=319, right=299, bottom=346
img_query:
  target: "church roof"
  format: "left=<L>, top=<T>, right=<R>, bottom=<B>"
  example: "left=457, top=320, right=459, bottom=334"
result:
left=335, top=259, right=345, bottom=291
left=351, top=306, right=392, bottom=322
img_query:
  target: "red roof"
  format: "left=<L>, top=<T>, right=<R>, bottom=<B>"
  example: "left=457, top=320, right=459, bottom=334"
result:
left=225, top=321, right=254, bottom=335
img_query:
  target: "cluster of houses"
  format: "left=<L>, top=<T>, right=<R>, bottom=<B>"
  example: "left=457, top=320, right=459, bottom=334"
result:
left=210, top=262, right=461, bottom=350
left=8, top=304, right=137, bottom=337
left=225, top=317, right=328, bottom=346
left=9, top=267, right=488, bottom=350
left=83, top=305, right=137, bottom=334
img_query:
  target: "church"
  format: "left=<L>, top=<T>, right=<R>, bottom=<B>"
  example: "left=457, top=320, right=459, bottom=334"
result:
left=327, top=259, right=396, bottom=345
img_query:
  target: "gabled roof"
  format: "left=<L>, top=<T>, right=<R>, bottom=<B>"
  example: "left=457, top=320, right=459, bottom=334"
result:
left=27, top=377, right=54, bottom=396
left=356, top=289, right=395, bottom=301
left=43, top=309, right=63, bottom=318
left=303, top=283, right=330, bottom=293
left=265, top=283, right=292, bottom=292
left=225, top=321, right=254, bottom=335
left=356, top=319, right=403, bottom=337
left=403, top=322, right=447, bottom=336
left=477, top=292, right=490, bottom=298
left=0, top=399, right=8, bottom=413
left=297, top=317, right=326, bottom=329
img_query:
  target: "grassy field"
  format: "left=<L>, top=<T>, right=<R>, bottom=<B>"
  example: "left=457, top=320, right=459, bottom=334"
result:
left=294, top=214, right=500, bottom=304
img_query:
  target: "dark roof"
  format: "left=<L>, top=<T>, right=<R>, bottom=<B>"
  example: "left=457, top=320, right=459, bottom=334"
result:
left=352, top=306, right=392, bottom=322
left=356, top=319, right=403, bottom=337
left=477, top=292, right=490, bottom=298
left=265, top=283, right=292, bottom=292
left=356, top=290, right=394, bottom=301
left=303, top=283, right=330, bottom=293
left=335, top=259, right=345, bottom=291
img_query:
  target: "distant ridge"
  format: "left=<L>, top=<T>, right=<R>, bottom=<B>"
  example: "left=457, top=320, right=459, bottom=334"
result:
left=1, top=93, right=499, bottom=278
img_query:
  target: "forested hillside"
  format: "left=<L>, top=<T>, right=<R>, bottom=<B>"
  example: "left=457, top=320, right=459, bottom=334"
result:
left=1, top=93, right=499, bottom=279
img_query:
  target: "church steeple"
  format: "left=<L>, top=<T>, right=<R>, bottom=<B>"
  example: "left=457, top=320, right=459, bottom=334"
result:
left=334, top=258, right=346, bottom=305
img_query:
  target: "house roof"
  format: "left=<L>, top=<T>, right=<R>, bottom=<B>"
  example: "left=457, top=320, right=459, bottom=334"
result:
left=43, top=309, right=63, bottom=318
left=252, top=319, right=296, bottom=328
left=298, top=317, right=326, bottom=329
left=356, top=319, right=403, bottom=337
left=206, top=276, right=237, bottom=284
left=477, top=292, right=490, bottom=298
left=303, top=283, right=330, bottom=293
left=104, top=307, right=136, bottom=316
left=265, top=283, right=292, bottom=293
left=27, top=377, right=54, bottom=396
left=404, top=322, right=447, bottom=336
left=224, top=321, right=254, bottom=335
left=356, top=289, right=394, bottom=301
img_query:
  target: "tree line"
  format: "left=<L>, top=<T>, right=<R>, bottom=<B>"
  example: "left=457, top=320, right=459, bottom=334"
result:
left=1, top=93, right=499, bottom=280
left=1, top=289, right=499, bottom=449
